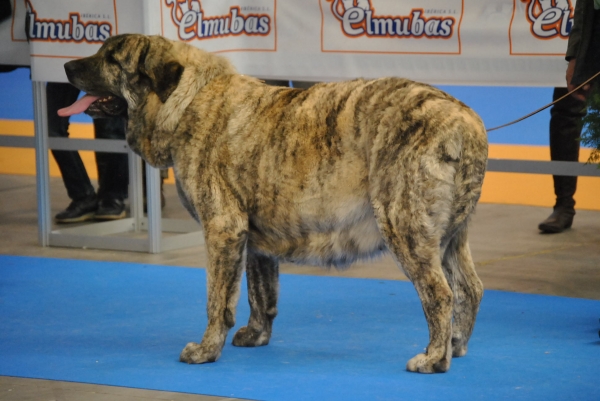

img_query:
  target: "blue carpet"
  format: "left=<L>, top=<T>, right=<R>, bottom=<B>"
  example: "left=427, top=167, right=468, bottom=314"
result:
left=0, top=68, right=554, bottom=145
left=0, top=255, right=598, bottom=400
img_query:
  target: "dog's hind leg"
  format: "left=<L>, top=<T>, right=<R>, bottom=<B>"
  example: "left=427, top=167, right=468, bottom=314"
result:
left=373, top=203, right=453, bottom=373
left=232, top=251, right=279, bottom=347
left=179, top=212, right=248, bottom=364
left=442, top=225, right=483, bottom=357
left=398, top=242, right=453, bottom=373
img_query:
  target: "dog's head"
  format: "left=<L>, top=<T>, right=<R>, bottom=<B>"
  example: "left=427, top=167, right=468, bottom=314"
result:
left=62, top=34, right=184, bottom=119
left=60, top=33, right=235, bottom=168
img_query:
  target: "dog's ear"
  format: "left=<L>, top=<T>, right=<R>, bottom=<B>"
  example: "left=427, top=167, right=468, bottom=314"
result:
left=151, top=60, right=184, bottom=103
left=138, top=40, right=184, bottom=103
left=143, top=60, right=184, bottom=103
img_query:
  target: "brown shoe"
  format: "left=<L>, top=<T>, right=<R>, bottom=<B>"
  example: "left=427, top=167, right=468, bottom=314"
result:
left=538, top=208, right=575, bottom=233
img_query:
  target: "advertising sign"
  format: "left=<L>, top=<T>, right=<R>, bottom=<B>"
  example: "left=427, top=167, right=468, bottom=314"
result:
left=24, top=0, right=144, bottom=81
left=5, top=0, right=578, bottom=85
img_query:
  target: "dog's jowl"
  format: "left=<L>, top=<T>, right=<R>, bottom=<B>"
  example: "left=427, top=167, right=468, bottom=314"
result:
left=61, top=34, right=488, bottom=373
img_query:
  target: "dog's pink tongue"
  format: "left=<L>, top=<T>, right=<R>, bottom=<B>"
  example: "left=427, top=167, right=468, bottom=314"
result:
left=57, top=94, right=101, bottom=117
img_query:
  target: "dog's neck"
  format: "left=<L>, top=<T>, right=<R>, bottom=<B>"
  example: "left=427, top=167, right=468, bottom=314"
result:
left=127, top=42, right=237, bottom=168
left=154, top=67, right=202, bottom=133
left=154, top=45, right=236, bottom=134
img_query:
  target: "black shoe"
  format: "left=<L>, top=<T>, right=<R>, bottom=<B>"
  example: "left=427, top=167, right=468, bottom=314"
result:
left=538, top=208, right=575, bottom=233
left=95, top=198, right=126, bottom=220
left=55, top=195, right=98, bottom=224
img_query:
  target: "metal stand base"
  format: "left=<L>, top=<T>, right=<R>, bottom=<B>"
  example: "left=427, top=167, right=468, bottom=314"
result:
left=49, top=218, right=204, bottom=253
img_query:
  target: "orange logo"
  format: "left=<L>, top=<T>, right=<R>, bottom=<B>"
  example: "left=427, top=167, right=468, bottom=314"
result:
left=521, top=0, right=573, bottom=39
left=327, top=0, right=456, bottom=38
left=165, top=0, right=271, bottom=41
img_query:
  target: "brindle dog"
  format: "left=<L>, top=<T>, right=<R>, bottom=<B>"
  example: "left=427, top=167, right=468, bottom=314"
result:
left=61, top=34, right=488, bottom=373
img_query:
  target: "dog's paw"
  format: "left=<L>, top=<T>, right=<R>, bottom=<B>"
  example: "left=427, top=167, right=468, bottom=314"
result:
left=451, top=338, right=468, bottom=357
left=179, top=342, right=221, bottom=364
left=232, top=326, right=270, bottom=347
left=406, top=353, right=451, bottom=373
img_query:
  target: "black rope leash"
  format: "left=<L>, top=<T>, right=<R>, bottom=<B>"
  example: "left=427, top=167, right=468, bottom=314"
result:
left=486, top=70, right=600, bottom=132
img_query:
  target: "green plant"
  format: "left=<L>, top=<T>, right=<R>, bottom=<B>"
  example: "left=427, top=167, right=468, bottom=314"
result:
left=581, top=84, right=600, bottom=165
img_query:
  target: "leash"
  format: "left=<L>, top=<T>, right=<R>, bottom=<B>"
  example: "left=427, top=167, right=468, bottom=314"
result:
left=485, top=70, right=600, bottom=132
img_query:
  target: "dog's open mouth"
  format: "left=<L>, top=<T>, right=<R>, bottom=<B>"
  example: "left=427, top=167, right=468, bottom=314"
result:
left=58, top=94, right=127, bottom=118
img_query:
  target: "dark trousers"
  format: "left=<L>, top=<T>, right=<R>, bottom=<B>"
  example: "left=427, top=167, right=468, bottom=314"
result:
left=46, top=82, right=128, bottom=202
left=94, top=117, right=129, bottom=201
left=549, top=87, right=587, bottom=210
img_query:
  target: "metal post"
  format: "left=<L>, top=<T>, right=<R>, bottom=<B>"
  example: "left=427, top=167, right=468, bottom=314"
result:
left=141, top=0, right=164, bottom=253
left=145, top=163, right=162, bottom=253
left=128, top=151, right=144, bottom=232
left=32, top=81, right=51, bottom=247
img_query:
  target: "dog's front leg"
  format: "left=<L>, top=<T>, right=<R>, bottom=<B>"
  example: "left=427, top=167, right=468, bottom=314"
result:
left=180, top=214, right=248, bottom=364
left=232, top=250, right=279, bottom=347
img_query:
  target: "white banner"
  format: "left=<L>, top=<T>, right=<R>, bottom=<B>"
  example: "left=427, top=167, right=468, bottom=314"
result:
left=2, top=0, right=578, bottom=86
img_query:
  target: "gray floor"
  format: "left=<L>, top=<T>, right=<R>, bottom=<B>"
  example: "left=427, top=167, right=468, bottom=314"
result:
left=1, top=173, right=599, bottom=400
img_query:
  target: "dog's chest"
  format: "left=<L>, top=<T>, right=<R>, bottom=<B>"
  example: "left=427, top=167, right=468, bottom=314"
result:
left=175, top=178, right=201, bottom=222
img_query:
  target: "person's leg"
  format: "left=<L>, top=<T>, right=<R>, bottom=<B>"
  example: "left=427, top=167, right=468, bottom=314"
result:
left=539, top=87, right=586, bottom=233
left=550, top=87, right=584, bottom=210
left=93, top=117, right=129, bottom=220
left=47, top=82, right=98, bottom=223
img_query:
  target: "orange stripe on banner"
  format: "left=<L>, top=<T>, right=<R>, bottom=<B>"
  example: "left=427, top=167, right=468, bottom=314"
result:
left=0, top=119, right=598, bottom=210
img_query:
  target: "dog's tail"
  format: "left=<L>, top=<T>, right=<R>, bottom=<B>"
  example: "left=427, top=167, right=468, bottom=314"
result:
left=449, top=108, right=488, bottom=231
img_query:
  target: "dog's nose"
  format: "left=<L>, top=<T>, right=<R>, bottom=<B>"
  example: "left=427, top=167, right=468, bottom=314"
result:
left=63, top=60, right=78, bottom=82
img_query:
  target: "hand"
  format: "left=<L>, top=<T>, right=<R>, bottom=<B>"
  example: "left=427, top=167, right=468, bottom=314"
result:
left=566, top=58, right=591, bottom=101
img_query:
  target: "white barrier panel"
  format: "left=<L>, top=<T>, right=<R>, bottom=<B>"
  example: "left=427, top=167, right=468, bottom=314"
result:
left=0, top=0, right=29, bottom=66
left=2, top=0, right=579, bottom=86
left=24, top=0, right=145, bottom=82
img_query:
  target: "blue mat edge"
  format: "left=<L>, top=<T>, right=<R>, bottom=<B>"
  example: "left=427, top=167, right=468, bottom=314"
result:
left=1, top=253, right=597, bottom=303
